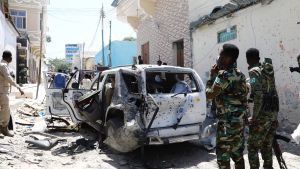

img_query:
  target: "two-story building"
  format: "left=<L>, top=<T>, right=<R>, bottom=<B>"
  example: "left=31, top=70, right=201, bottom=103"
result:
left=189, top=0, right=300, bottom=128
left=8, top=0, right=48, bottom=83
left=112, top=0, right=191, bottom=67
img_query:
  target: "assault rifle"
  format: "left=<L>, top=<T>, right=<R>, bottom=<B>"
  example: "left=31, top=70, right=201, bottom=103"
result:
left=274, top=134, right=291, bottom=169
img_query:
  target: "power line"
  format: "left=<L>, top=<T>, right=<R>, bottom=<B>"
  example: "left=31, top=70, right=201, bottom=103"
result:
left=88, top=14, right=102, bottom=49
left=48, top=13, right=84, bottom=23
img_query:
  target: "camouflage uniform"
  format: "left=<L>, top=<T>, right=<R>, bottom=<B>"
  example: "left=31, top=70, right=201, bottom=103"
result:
left=247, top=62, right=279, bottom=169
left=206, top=67, right=248, bottom=169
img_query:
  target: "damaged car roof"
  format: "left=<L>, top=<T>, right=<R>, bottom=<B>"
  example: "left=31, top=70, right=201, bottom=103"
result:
left=107, top=65, right=197, bottom=72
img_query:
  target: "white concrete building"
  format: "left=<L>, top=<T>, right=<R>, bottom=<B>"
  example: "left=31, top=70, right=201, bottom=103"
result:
left=112, top=0, right=191, bottom=67
left=189, top=0, right=300, bottom=126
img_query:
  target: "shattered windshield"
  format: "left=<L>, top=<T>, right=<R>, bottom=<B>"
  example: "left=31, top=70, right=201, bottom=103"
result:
left=146, top=71, right=199, bottom=94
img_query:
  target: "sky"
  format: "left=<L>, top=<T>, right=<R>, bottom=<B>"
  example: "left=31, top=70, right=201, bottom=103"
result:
left=45, top=0, right=136, bottom=59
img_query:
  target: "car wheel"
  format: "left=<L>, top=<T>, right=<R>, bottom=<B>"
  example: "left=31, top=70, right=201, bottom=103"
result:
left=106, top=118, right=123, bottom=137
left=105, top=118, right=140, bottom=153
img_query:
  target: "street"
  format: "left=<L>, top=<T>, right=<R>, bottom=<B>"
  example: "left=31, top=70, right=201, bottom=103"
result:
left=0, top=87, right=300, bottom=169
left=1, top=0, right=300, bottom=168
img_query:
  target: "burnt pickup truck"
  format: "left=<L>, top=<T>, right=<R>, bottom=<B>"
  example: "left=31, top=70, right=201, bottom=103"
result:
left=45, top=65, right=207, bottom=152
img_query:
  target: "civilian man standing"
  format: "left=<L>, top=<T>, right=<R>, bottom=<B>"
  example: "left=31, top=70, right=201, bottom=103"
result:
left=0, top=51, right=24, bottom=137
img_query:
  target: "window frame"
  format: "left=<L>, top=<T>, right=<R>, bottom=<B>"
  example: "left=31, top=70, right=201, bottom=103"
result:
left=121, top=72, right=140, bottom=95
left=217, top=25, right=237, bottom=43
left=145, top=71, right=200, bottom=94
left=10, top=9, right=27, bottom=30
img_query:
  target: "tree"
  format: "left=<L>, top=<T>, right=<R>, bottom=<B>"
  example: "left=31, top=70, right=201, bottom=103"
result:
left=48, top=58, right=72, bottom=72
left=123, top=37, right=136, bottom=41
left=46, top=35, right=51, bottom=43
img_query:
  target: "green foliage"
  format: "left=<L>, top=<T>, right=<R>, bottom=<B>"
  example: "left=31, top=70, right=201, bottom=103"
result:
left=48, top=58, right=72, bottom=72
left=46, top=36, right=51, bottom=43
left=123, top=37, right=136, bottom=41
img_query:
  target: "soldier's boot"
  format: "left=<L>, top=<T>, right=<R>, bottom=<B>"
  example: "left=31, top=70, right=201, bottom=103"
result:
left=234, top=158, right=245, bottom=169
left=0, top=126, right=14, bottom=137
left=217, top=161, right=231, bottom=169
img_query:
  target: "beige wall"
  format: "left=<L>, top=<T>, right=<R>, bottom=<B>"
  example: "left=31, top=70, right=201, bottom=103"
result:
left=8, top=0, right=48, bottom=83
left=137, top=0, right=191, bottom=67
left=191, top=0, right=300, bottom=127
left=84, top=57, right=96, bottom=70
left=8, top=0, right=46, bottom=47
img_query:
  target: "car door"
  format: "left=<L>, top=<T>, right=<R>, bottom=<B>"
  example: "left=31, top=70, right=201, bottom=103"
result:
left=44, top=71, right=69, bottom=116
left=61, top=70, right=100, bottom=123
left=144, top=70, right=207, bottom=129
left=74, top=73, right=107, bottom=123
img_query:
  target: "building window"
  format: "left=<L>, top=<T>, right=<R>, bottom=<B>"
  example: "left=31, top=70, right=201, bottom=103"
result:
left=217, top=26, right=237, bottom=43
left=10, top=9, right=26, bottom=29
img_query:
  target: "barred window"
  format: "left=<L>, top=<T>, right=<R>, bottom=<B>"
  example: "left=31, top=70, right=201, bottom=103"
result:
left=217, top=26, right=237, bottom=43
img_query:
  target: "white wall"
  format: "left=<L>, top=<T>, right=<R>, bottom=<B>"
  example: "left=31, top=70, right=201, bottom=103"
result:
left=4, top=25, right=17, bottom=75
left=0, top=12, right=17, bottom=75
left=192, top=0, right=300, bottom=125
left=189, top=0, right=230, bottom=22
left=0, top=13, right=6, bottom=54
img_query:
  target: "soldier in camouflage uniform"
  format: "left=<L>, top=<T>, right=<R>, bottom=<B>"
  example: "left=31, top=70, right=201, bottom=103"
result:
left=206, top=44, right=248, bottom=169
left=246, top=48, right=279, bottom=169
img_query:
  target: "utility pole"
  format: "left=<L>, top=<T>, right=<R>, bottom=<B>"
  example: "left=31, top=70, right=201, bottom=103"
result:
left=108, top=21, right=112, bottom=67
left=36, top=6, right=44, bottom=100
left=100, top=3, right=105, bottom=66
left=81, top=42, right=85, bottom=70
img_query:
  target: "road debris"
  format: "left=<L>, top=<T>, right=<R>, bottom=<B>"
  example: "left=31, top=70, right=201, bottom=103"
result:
left=0, top=147, right=9, bottom=154
left=34, top=152, right=44, bottom=156
left=25, top=157, right=41, bottom=164
left=31, top=117, right=47, bottom=132
left=291, top=124, right=300, bottom=144
left=51, top=138, right=97, bottom=156
left=25, top=139, right=60, bottom=150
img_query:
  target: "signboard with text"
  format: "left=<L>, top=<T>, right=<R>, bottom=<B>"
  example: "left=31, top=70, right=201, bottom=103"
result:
left=65, top=44, right=81, bottom=63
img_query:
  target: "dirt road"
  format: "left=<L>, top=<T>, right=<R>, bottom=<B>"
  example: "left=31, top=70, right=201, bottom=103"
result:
left=1, top=128, right=300, bottom=169
left=1, top=91, right=300, bottom=169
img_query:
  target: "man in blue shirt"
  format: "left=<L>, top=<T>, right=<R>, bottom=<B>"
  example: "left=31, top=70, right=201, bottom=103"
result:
left=54, top=69, right=66, bottom=89
left=171, top=74, right=192, bottom=93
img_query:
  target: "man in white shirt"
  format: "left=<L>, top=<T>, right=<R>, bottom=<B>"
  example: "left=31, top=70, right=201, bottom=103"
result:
left=0, top=51, right=24, bottom=137
left=81, top=74, right=92, bottom=89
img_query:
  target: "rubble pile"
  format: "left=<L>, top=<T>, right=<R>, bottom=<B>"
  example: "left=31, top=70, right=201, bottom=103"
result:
left=15, top=100, right=45, bottom=129
left=0, top=100, right=102, bottom=169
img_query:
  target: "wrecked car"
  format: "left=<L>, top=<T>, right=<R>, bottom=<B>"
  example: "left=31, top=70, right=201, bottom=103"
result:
left=45, top=65, right=207, bottom=152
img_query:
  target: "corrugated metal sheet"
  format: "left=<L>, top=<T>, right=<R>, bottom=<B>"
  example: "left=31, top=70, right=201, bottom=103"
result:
left=190, top=0, right=269, bottom=30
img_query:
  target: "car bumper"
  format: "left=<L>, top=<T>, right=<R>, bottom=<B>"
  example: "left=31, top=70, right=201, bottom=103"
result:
left=146, top=123, right=201, bottom=145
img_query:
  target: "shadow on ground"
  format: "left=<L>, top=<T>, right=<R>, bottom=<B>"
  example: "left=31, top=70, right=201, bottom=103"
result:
left=102, top=142, right=216, bottom=169
left=279, top=139, right=300, bottom=156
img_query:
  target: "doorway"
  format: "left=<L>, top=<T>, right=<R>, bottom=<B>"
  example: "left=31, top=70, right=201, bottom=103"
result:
left=174, top=40, right=184, bottom=67
left=141, top=42, right=149, bottom=64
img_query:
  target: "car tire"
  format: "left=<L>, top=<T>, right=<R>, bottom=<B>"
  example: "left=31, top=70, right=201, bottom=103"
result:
left=105, top=118, right=123, bottom=137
